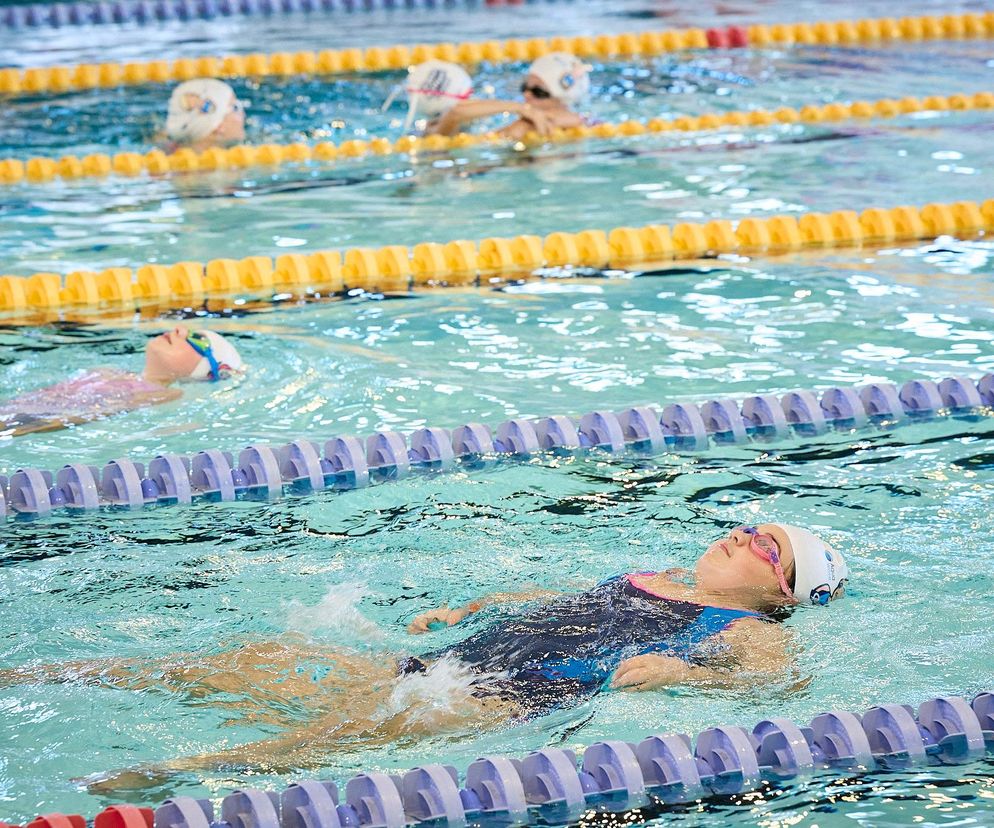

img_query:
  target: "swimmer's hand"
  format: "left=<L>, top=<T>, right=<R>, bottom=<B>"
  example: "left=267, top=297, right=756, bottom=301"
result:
left=515, top=104, right=552, bottom=136
left=610, top=654, right=690, bottom=691
left=407, top=605, right=474, bottom=634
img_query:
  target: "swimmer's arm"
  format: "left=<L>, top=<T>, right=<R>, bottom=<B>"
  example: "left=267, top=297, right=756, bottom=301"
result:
left=611, top=619, right=797, bottom=691
left=427, top=99, right=531, bottom=137
left=406, top=587, right=565, bottom=633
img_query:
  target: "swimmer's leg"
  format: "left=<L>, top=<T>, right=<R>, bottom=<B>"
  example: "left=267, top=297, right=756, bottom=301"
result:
left=86, top=684, right=516, bottom=792
left=0, top=641, right=391, bottom=702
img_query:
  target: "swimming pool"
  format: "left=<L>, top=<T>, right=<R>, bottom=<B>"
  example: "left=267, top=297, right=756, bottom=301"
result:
left=2, top=0, right=994, bottom=824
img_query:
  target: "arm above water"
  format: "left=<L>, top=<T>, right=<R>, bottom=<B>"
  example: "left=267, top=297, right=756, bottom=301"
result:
left=610, top=618, right=798, bottom=691
left=406, top=586, right=564, bottom=634
left=427, top=99, right=547, bottom=137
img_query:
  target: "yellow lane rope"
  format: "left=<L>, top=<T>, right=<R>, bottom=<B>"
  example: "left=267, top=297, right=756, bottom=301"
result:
left=2, top=89, right=992, bottom=186
left=1, top=198, right=991, bottom=317
left=0, top=12, right=991, bottom=96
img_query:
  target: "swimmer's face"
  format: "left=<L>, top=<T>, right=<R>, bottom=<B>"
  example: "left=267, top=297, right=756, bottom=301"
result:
left=694, top=524, right=796, bottom=605
left=211, top=104, right=246, bottom=145
left=522, top=74, right=557, bottom=109
left=144, top=325, right=202, bottom=383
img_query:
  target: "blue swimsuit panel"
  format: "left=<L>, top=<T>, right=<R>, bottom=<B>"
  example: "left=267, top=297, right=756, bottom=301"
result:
left=415, top=574, right=760, bottom=717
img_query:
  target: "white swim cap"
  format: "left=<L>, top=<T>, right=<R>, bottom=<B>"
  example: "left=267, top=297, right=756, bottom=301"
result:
left=186, top=329, right=244, bottom=381
left=166, top=79, right=240, bottom=143
left=398, top=60, right=473, bottom=132
left=527, top=52, right=590, bottom=106
left=774, top=524, right=849, bottom=606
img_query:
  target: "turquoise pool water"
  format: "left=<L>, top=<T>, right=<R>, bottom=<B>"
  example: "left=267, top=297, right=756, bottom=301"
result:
left=3, top=0, right=994, bottom=824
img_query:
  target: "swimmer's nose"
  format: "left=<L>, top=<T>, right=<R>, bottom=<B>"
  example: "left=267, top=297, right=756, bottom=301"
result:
left=728, top=528, right=748, bottom=548
left=174, top=325, right=189, bottom=340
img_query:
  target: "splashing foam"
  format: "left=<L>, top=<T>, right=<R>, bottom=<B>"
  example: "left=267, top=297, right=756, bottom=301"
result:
left=383, top=655, right=494, bottom=724
left=285, top=582, right=386, bottom=646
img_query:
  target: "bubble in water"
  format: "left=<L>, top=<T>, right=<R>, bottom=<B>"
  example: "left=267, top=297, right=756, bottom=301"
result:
left=285, top=582, right=385, bottom=646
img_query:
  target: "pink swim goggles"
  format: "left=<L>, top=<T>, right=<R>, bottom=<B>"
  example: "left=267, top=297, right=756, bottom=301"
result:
left=739, top=526, right=794, bottom=601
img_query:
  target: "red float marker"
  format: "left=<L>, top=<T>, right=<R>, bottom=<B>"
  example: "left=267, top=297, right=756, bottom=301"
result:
left=94, top=807, right=154, bottom=828
left=727, top=26, right=749, bottom=47
left=706, top=27, right=730, bottom=48
left=25, top=816, right=86, bottom=828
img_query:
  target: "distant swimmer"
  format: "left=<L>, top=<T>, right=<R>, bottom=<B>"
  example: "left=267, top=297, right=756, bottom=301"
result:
left=0, top=326, right=244, bottom=437
left=161, top=78, right=247, bottom=152
left=387, top=53, right=590, bottom=139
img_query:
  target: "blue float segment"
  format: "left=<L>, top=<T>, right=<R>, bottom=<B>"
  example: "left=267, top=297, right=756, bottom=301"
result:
left=859, top=382, right=905, bottom=420
left=147, top=454, right=193, bottom=504
left=634, top=733, right=702, bottom=800
left=191, top=449, right=237, bottom=501
left=660, top=403, right=708, bottom=450
left=278, top=439, right=326, bottom=492
left=518, top=748, right=585, bottom=810
left=451, top=423, right=494, bottom=456
left=53, top=463, right=101, bottom=510
left=281, top=781, right=342, bottom=828
left=463, top=757, right=528, bottom=821
left=752, top=718, right=815, bottom=777
left=408, top=428, right=455, bottom=468
left=740, top=394, right=789, bottom=435
left=580, top=741, right=646, bottom=801
left=694, top=726, right=760, bottom=794
left=237, top=446, right=283, bottom=498
left=220, top=790, right=281, bottom=828
left=533, top=415, right=580, bottom=450
left=616, top=406, right=667, bottom=452
left=918, top=697, right=986, bottom=763
left=400, top=765, right=465, bottom=826
left=808, top=711, right=873, bottom=768
left=154, top=798, right=213, bottom=828
left=578, top=411, right=625, bottom=451
left=899, top=379, right=944, bottom=414
left=819, top=387, right=868, bottom=427
left=100, top=459, right=145, bottom=508
left=323, top=436, right=370, bottom=488
left=861, top=704, right=926, bottom=764
left=343, top=773, right=406, bottom=828
left=699, top=398, right=748, bottom=442
left=8, top=468, right=54, bottom=515
left=494, top=419, right=540, bottom=454
left=938, top=376, right=983, bottom=409
left=780, top=390, right=827, bottom=433
left=977, top=374, right=994, bottom=406
left=366, top=432, right=411, bottom=479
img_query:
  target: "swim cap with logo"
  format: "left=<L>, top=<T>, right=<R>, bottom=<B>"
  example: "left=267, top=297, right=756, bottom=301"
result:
left=774, top=524, right=849, bottom=605
left=526, top=52, right=590, bottom=106
left=166, top=79, right=241, bottom=143
left=394, top=60, right=473, bottom=132
left=185, top=330, right=244, bottom=381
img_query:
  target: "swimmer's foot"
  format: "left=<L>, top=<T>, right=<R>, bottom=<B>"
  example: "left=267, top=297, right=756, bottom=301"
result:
left=78, top=766, right=181, bottom=797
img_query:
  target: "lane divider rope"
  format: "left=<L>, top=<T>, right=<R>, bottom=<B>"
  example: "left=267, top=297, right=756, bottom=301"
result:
left=1, top=696, right=994, bottom=824
left=1, top=372, right=992, bottom=518
left=2, top=89, right=992, bottom=188
left=1, top=0, right=587, bottom=30
left=0, top=12, right=992, bottom=95
left=0, top=196, right=991, bottom=317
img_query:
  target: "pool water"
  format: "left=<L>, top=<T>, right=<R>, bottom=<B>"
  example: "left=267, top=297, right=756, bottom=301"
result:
left=2, top=0, right=994, bottom=824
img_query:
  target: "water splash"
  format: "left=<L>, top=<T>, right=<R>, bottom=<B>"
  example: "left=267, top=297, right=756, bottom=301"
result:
left=382, top=654, right=495, bottom=724
left=285, top=582, right=386, bottom=646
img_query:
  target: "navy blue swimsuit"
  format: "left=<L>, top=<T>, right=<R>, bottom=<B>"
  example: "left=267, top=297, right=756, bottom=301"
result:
left=407, top=573, right=761, bottom=717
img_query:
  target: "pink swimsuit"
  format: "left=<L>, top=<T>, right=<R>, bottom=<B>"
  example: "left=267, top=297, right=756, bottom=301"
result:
left=0, top=369, right=166, bottom=423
